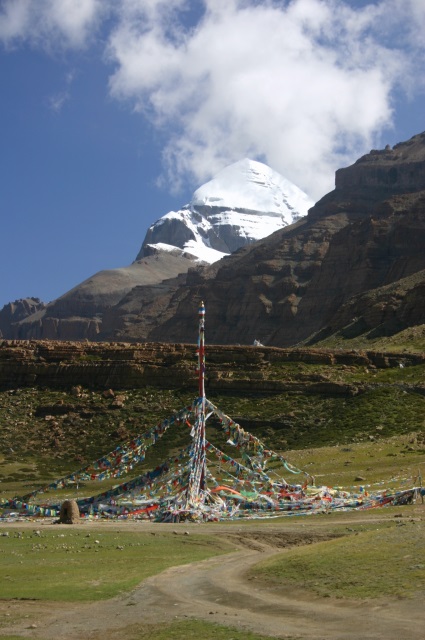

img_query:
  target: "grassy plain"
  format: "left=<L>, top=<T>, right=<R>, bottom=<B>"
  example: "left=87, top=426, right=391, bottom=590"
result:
left=0, top=529, right=232, bottom=601
left=250, top=514, right=425, bottom=599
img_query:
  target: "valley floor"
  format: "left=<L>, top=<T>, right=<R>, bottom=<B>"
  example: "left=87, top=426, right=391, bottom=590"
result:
left=1, top=509, right=424, bottom=640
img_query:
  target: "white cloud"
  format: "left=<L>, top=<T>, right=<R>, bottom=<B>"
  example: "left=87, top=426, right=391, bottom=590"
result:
left=47, top=68, right=76, bottom=113
left=0, top=0, right=31, bottom=44
left=107, top=0, right=425, bottom=199
left=1, top=0, right=424, bottom=200
left=0, top=0, right=105, bottom=50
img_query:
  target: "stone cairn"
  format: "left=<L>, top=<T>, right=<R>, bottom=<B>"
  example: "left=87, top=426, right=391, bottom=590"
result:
left=59, top=499, right=80, bottom=524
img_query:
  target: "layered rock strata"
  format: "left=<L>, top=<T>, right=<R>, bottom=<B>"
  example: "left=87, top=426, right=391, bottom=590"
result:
left=1, top=339, right=424, bottom=394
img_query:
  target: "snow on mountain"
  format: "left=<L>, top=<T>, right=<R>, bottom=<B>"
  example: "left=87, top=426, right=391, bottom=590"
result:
left=192, top=158, right=312, bottom=219
left=137, top=159, right=314, bottom=264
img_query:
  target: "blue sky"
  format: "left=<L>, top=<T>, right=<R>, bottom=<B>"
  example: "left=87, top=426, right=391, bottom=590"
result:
left=0, top=0, right=424, bottom=310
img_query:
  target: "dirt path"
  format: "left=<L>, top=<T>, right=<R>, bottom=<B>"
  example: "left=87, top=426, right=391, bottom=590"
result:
left=1, top=522, right=424, bottom=640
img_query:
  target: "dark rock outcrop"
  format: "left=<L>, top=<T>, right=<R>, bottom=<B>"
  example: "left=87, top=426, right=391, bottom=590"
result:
left=0, top=298, right=45, bottom=338
left=335, top=134, right=425, bottom=192
left=314, top=268, right=425, bottom=342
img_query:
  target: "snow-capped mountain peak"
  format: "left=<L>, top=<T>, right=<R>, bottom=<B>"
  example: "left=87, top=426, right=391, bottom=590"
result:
left=137, top=159, right=314, bottom=264
left=192, top=158, right=311, bottom=218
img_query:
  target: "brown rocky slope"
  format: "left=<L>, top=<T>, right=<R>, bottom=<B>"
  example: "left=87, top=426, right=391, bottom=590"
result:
left=0, top=250, right=196, bottom=341
left=116, top=132, right=425, bottom=346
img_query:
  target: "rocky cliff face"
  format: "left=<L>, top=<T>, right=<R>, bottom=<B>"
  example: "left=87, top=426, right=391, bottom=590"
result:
left=118, top=132, right=425, bottom=346
left=335, top=134, right=425, bottom=192
left=0, top=298, right=45, bottom=339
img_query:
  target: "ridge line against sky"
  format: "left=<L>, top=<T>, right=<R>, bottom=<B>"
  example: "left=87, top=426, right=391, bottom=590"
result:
left=0, top=0, right=424, bottom=308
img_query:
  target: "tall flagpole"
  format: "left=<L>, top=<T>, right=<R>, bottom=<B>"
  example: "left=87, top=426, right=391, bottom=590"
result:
left=197, top=301, right=206, bottom=495
left=198, top=301, right=206, bottom=399
left=185, top=302, right=207, bottom=511
left=198, top=301, right=206, bottom=493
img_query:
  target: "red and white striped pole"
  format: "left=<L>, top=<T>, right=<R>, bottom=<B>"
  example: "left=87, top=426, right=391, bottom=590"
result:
left=197, top=301, right=206, bottom=399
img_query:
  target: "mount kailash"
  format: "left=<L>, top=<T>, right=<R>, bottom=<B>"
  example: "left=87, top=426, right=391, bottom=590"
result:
left=139, top=158, right=313, bottom=262
left=0, top=159, right=313, bottom=341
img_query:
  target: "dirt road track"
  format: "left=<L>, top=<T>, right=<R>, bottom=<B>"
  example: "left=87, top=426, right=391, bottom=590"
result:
left=1, top=522, right=424, bottom=640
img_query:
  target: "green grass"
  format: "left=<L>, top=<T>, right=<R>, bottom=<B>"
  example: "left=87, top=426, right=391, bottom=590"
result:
left=341, top=363, right=425, bottom=384
left=0, top=619, right=290, bottom=640
left=89, top=619, right=280, bottom=640
left=1, top=386, right=424, bottom=502
left=250, top=520, right=425, bottom=599
left=314, top=323, right=425, bottom=352
left=213, top=387, right=425, bottom=450
left=288, top=431, right=425, bottom=491
left=0, top=530, right=233, bottom=602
